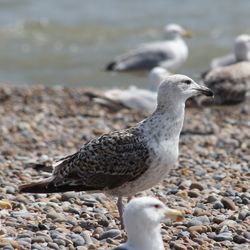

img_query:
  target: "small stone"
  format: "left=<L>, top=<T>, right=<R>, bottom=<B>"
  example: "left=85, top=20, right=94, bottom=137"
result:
left=244, top=231, right=250, bottom=240
left=72, top=226, right=83, bottom=234
left=221, top=197, right=236, bottom=210
left=213, top=215, right=226, bottom=224
left=233, top=235, right=247, bottom=244
left=187, top=216, right=210, bottom=227
left=190, top=182, right=204, bottom=191
left=99, top=229, right=121, bottom=240
left=213, top=201, right=224, bottom=209
left=207, top=195, right=217, bottom=203
left=47, top=242, right=60, bottom=250
left=171, top=242, right=187, bottom=250
left=31, top=236, right=46, bottom=244
left=188, top=225, right=207, bottom=233
left=188, top=190, right=199, bottom=198
left=214, top=232, right=233, bottom=242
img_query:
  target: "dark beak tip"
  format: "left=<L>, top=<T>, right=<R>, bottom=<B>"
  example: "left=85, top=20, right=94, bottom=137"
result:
left=205, top=90, right=214, bottom=97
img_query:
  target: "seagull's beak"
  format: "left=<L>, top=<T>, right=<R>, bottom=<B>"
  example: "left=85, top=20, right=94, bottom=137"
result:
left=182, top=30, right=193, bottom=38
left=164, top=208, right=184, bottom=222
left=193, top=85, right=214, bottom=97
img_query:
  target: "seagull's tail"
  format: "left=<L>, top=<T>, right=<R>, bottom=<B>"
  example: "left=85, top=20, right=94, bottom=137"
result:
left=105, top=61, right=116, bottom=71
left=19, top=177, right=56, bottom=193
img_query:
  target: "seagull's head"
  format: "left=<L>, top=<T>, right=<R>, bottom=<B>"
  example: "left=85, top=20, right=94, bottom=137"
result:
left=148, top=67, right=170, bottom=90
left=234, top=34, right=250, bottom=61
left=123, top=197, right=184, bottom=231
left=164, top=24, right=192, bottom=39
left=157, top=74, right=213, bottom=106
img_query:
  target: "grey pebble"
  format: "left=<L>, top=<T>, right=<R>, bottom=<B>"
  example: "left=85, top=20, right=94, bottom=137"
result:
left=32, top=236, right=46, bottom=244
left=31, top=243, right=45, bottom=250
left=233, top=235, right=247, bottom=244
left=17, top=240, right=31, bottom=249
left=3, top=246, right=14, bottom=250
left=81, top=231, right=93, bottom=245
left=187, top=216, right=210, bottom=227
left=214, top=232, right=233, bottom=242
left=244, top=232, right=250, bottom=240
left=47, top=242, right=60, bottom=250
left=207, top=195, right=217, bottom=203
left=213, top=201, right=224, bottom=209
left=99, top=229, right=121, bottom=240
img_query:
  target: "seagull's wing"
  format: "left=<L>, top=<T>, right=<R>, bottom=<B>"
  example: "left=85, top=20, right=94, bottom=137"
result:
left=19, top=127, right=150, bottom=193
left=210, top=53, right=236, bottom=69
left=204, top=61, right=250, bottom=104
left=106, top=43, right=172, bottom=71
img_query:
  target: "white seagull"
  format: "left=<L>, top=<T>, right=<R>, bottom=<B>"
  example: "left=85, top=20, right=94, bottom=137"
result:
left=101, top=67, right=170, bottom=113
left=112, top=197, right=184, bottom=250
left=19, top=75, right=213, bottom=228
left=210, top=34, right=250, bottom=69
left=106, top=24, right=191, bottom=72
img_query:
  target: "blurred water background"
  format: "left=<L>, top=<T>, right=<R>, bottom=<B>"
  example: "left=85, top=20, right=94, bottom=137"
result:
left=0, top=0, right=250, bottom=88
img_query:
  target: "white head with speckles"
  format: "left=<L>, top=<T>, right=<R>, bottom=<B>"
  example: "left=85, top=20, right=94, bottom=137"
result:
left=156, top=74, right=213, bottom=109
left=148, top=67, right=170, bottom=91
left=121, top=197, right=184, bottom=250
left=234, top=34, right=250, bottom=61
left=164, top=24, right=192, bottom=40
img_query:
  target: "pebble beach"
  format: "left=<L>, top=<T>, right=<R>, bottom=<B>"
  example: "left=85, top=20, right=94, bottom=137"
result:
left=0, top=85, right=249, bottom=249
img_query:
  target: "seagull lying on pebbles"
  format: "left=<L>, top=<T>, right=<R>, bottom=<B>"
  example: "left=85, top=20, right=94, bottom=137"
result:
left=106, top=24, right=191, bottom=72
left=19, top=74, right=213, bottom=228
left=112, top=197, right=184, bottom=250
left=203, top=61, right=250, bottom=104
left=90, top=67, right=170, bottom=113
left=210, top=34, right=250, bottom=69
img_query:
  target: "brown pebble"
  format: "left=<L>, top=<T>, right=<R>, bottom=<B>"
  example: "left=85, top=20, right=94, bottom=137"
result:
left=221, top=197, right=236, bottom=210
left=188, top=225, right=207, bottom=234
left=72, top=225, right=82, bottom=233
left=172, top=242, right=187, bottom=250
left=188, top=190, right=199, bottom=198
left=190, top=182, right=204, bottom=191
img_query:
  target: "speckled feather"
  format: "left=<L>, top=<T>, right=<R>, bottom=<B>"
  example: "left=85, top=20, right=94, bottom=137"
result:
left=204, top=61, right=250, bottom=104
left=20, top=126, right=151, bottom=193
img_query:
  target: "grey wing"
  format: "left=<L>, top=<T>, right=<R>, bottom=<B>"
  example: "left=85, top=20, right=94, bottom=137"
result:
left=109, top=47, right=170, bottom=71
left=52, top=128, right=150, bottom=191
left=210, top=53, right=236, bottom=69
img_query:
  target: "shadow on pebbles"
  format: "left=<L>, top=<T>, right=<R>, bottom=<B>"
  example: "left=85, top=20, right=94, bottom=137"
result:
left=0, top=85, right=249, bottom=250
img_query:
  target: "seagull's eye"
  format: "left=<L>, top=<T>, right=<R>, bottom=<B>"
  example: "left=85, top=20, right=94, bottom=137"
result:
left=154, top=204, right=161, bottom=209
left=184, top=80, right=191, bottom=85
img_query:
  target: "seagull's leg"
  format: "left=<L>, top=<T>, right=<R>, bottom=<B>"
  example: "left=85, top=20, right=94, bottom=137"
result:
left=117, top=196, right=124, bottom=229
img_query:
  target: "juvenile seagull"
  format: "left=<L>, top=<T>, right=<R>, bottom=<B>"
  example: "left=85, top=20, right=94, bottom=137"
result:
left=112, top=197, right=184, bottom=250
left=210, top=34, right=250, bottom=69
left=93, top=67, right=170, bottom=113
left=106, top=24, right=191, bottom=72
left=203, top=61, right=250, bottom=104
left=19, top=75, right=213, bottom=227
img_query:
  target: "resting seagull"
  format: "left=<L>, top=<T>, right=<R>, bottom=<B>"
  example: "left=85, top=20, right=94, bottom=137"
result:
left=112, top=197, right=184, bottom=250
left=19, top=75, right=213, bottom=228
left=203, top=61, right=250, bottom=104
left=210, top=34, right=250, bottom=69
left=106, top=24, right=191, bottom=72
left=92, top=67, right=170, bottom=113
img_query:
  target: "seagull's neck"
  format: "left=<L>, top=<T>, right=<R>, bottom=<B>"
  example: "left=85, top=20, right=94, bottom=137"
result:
left=126, top=225, right=164, bottom=250
left=141, top=100, right=185, bottom=141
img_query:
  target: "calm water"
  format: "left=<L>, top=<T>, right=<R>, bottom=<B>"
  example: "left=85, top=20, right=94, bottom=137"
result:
left=0, top=0, right=250, bottom=88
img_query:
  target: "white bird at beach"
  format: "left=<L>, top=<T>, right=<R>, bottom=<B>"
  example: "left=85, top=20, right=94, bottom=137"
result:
left=19, top=74, right=213, bottom=228
left=101, top=67, right=170, bottom=113
left=112, top=197, right=184, bottom=250
left=210, top=34, right=250, bottom=69
left=106, top=24, right=191, bottom=72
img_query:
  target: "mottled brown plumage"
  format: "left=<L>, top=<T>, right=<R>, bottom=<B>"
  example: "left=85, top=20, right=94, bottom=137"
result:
left=20, top=126, right=150, bottom=193
left=204, top=61, right=250, bottom=104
